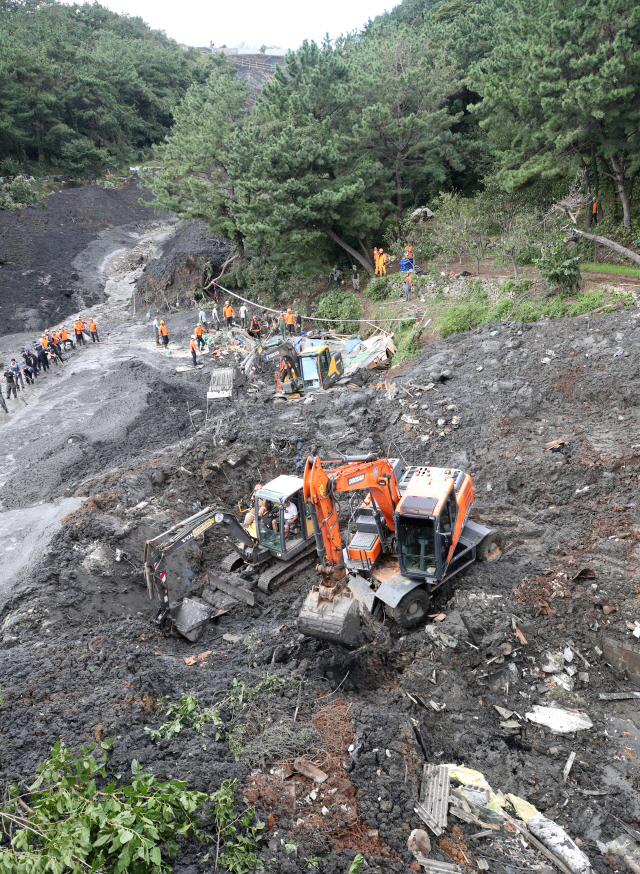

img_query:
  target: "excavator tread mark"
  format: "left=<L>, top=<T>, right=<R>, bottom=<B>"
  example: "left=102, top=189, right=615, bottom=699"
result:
left=257, top=547, right=316, bottom=593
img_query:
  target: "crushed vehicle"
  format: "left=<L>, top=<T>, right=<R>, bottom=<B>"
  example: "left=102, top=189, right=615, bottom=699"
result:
left=297, top=455, right=503, bottom=646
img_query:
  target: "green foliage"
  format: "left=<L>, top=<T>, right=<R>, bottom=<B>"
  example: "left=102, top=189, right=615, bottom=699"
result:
left=140, top=60, right=249, bottom=247
left=472, top=0, right=640, bottom=227
left=534, top=242, right=582, bottom=291
left=313, top=289, right=362, bottom=332
left=349, top=854, right=364, bottom=874
left=0, top=1, right=212, bottom=174
left=364, top=275, right=401, bottom=301
left=211, top=779, right=263, bottom=874
left=228, top=671, right=297, bottom=718
left=437, top=287, right=633, bottom=337
left=0, top=176, right=39, bottom=210
left=580, top=261, right=640, bottom=277
left=391, top=321, right=423, bottom=364
left=306, top=859, right=320, bottom=870
left=144, top=693, right=222, bottom=743
left=0, top=740, right=208, bottom=873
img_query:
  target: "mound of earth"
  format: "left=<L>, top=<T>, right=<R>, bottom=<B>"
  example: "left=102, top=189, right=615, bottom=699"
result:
left=137, top=219, right=232, bottom=308
left=0, top=180, right=164, bottom=336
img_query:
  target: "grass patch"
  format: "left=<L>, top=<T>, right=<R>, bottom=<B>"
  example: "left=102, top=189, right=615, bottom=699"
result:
left=313, top=288, right=362, bottom=333
left=580, top=261, right=640, bottom=277
left=436, top=288, right=634, bottom=338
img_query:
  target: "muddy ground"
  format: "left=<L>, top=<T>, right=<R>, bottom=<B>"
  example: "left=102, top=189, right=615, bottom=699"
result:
left=1, top=187, right=640, bottom=874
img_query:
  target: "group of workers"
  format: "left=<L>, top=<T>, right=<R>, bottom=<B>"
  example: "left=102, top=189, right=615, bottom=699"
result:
left=152, top=301, right=307, bottom=368
left=0, top=315, right=100, bottom=414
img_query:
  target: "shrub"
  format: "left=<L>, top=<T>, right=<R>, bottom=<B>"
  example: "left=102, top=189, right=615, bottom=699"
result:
left=313, top=289, right=362, bottom=333
left=0, top=176, right=40, bottom=210
left=363, top=275, right=401, bottom=301
left=534, top=242, right=582, bottom=291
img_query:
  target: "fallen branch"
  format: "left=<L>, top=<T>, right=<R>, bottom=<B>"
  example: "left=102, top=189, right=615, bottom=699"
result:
left=565, top=229, right=640, bottom=268
left=204, top=252, right=238, bottom=288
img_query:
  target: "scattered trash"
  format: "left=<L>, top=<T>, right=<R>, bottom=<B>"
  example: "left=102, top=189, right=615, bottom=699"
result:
left=527, top=814, right=591, bottom=874
left=408, top=828, right=431, bottom=860
left=417, top=764, right=449, bottom=835
left=545, top=437, right=566, bottom=451
left=183, top=650, right=212, bottom=666
left=222, top=633, right=243, bottom=643
left=505, top=794, right=538, bottom=823
left=413, top=859, right=461, bottom=874
left=607, top=835, right=640, bottom=874
left=525, top=706, right=593, bottom=734
left=562, top=751, right=576, bottom=782
left=598, top=691, right=640, bottom=701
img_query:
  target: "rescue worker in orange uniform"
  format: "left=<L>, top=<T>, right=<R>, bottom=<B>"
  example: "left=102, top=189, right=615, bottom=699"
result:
left=189, top=336, right=198, bottom=366
left=373, top=247, right=379, bottom=271
left=88, top=318, right=99, bottom=343
left=378, top=249, right=387, bottom=276
left=222, top=301, right=235, bottom=328
left=40, top=334, right=49, bottom=350
left=59, top=326, right=72, bottom=350
left=74, top=318, right=86, bottom=346
left=285, top=308, right=296, bottom=336
left=249, top=314, right=261, bottom=339
left=194, top=321, right=207, bottom=350
left=158, top=320, right=168, bottom=346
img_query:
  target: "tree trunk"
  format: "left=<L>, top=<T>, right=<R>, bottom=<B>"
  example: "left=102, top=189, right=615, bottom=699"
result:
left=396, top=165, right=403, bottom=218
left=566, top=229, right=640, bottom=267
left=476, top=254, right=480, bottom=275
left=511, top=256, right=518, bottom=279
left=608, top=152, right=632, bottom=228
left=319, top=224, right=375, bottom=274
left=580, top=158, right=592, bottom=231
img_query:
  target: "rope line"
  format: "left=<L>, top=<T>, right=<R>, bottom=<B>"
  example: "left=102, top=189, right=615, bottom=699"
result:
left=208, top=281, right=424, bottom=327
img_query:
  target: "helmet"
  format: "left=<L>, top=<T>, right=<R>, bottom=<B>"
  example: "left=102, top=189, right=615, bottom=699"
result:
left=254, top=483, right=263, bottom=491
left=225, top=300, right=229, bottom=304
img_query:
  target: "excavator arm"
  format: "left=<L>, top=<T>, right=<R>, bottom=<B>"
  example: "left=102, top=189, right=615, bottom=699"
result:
left=303, top=455, right=401, bottom=595
left=144, top=506, right=263, bottom=623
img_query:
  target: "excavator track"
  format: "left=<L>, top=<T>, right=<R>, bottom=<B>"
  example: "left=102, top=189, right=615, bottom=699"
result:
left=257, top=546, right=316, bottom=593
left=220, top=552, right=245, bottom=574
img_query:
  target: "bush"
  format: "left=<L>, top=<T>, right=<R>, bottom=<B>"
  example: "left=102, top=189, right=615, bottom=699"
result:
left=313, top=289, right=362, bottom=333
left=534, top=242, right=582, bottom=291
left=363, top=275, right=401, bottom=301
left=0, top=176, right=40, bottom=210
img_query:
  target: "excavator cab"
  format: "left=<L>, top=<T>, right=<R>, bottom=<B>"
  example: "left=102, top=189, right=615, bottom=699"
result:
left=299, top=345, right=344, bottom=391
left=254, top=475, right=313, bottom=558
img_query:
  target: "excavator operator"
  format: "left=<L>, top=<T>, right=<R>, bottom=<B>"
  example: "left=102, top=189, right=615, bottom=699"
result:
left=272, top=499, right=298, bottom=536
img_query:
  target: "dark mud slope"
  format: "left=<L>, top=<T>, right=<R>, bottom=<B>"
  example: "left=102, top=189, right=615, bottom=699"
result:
left=0, top=181, right=159, bottom=336
left=137, top=219, right=232, bottom=308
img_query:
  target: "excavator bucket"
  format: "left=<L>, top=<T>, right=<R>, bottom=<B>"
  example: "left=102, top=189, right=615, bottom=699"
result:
left=297, top=587, right=362, bottom=647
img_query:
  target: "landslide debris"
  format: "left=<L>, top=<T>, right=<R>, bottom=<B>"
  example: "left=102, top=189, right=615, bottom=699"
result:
left=1, top=285, right=640, bottom=873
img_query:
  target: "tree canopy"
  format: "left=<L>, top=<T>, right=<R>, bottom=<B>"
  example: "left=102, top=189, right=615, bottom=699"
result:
left=0, top=0, right=213, bottom=174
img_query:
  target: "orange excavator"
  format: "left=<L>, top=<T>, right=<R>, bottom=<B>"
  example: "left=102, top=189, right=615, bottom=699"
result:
left=297, top=455, right=503, bottom=646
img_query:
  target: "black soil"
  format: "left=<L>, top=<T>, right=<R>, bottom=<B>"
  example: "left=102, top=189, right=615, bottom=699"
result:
left=2, top=184, right=640, bottom=874
left=0, top=181, right=158, bottom=336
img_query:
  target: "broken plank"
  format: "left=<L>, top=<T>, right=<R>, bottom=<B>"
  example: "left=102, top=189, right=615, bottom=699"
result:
left=467, top=830, right=495, bottom=841
left=413, top=856, right=461, bottom=874
left=414, top=802, right=443, bottom=836
left=501, top=812, right=574, bottom=874
left=420, top=763, right=449, bottom=830
left=209, top=574, right=255, bottom=606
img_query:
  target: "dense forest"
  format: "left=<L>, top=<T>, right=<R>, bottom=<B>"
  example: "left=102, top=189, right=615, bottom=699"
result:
left=0, top=0, right=214, bottom=175
left=143, top=0, right=640, bottom=282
